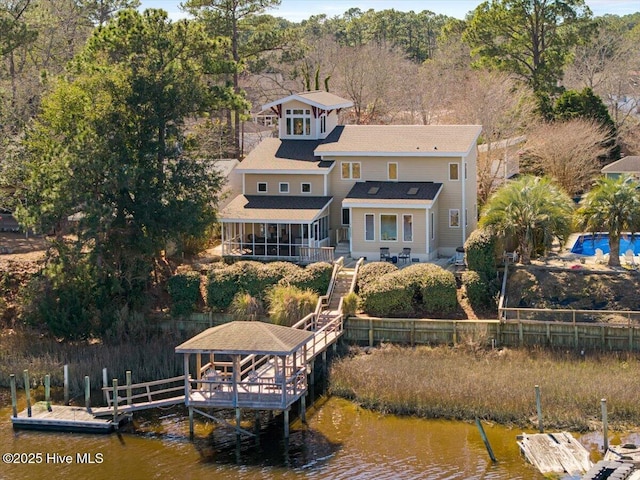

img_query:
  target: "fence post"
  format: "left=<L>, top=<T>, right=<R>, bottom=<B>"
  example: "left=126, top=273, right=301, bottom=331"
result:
left=23, top=369, right=31, bottom=418
left=368, top=318, right=374, bottom=347
left=85, top=376, right=91, bottom=412
left=574, top=324, right=579, bottom=348
left=103, top=368, right=109, bottom=404
left=452, top=321, right=458, bottom=345
left=45, top=374, right=51, bottom=412
left=10, top=374, right=17, bottom=417
left=518, top=321, right=523, bottom=346
left=64, top=364, right=69, bottom=405
left=126, top=371, right=132, bottom=406
left=112, top=379, right=119, bottom=428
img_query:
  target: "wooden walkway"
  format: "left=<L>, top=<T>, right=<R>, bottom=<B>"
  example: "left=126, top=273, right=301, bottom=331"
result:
left=518, top=432, right=592, bottom=476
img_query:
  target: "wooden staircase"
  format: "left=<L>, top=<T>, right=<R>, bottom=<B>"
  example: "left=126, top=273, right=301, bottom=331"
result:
left=317, top=268, right=355, bottom=329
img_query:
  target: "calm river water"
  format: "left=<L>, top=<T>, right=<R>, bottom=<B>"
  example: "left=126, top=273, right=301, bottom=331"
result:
left=0, top=393, right=618, bottom=480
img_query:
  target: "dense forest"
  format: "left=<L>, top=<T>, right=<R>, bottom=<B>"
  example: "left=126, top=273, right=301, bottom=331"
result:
left=1, top=0, right=639, bottom=338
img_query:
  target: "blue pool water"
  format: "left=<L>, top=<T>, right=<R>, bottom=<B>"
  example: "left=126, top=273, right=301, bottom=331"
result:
left=571, top=233, right=640, bottom=255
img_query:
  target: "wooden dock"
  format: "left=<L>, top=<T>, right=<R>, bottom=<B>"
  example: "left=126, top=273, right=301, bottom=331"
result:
left=518, top=432, right=592, bottom=476
left=12, top=402, right=129, bottom=433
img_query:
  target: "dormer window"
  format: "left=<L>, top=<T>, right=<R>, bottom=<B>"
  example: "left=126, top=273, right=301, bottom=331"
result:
left=285, top=109, right=311, bottom=136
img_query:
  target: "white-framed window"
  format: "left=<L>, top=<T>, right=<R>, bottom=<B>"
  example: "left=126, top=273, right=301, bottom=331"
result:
left=380, top=214, right=397, bottom=241
left=285, top=108, right=311, bottom=136
left=342, top=208, right=350, bottom=226
left=279, top=182, right=289, bottom=194
left=403, top=214, right=413, bottom=242
left=257, top=182, right=267, bottom=193
left=449, top=209, right=460, bottom=228
left=320, top=115, right=327, bottom=134
left=388, top=162, right=398, bottom=181
left=365, top=213, right=375, bottom=241
left=449, top=162, right=460, bottom=181
left=301, top=182, right=311, bottom=194
left=341, top=162, right=361, bottom=180
left=430, top=211, right=435, bottom=240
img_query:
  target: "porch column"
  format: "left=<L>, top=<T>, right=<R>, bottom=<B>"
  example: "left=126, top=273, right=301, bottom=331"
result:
left=221, top=222, right=225, bottom=255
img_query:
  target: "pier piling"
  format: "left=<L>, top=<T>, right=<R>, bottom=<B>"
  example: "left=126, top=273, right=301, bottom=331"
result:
left=45, top=374, right=51, bottom=412
left=85, top=376, right=91, bottom=412
left=64, top=364, right=69, bottom=405
left=23, top=369, right=31, bottom=417
left=535, top=385, right=543, bottom=433
left=10, top=374, right=17, bottom=417
left=601, top=398, right=608, bottom=452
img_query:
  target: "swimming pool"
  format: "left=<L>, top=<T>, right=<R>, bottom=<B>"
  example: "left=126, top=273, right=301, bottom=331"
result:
left=570, top=233, right=640, bottom=255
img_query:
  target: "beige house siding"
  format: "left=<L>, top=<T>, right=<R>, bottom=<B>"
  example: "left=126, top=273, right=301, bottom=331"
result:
left=350, top=207, right=429, bottom=261
left=243, top=173, right=326, bottom=196
left=464, top=148, right=479, bottom=238
left=324, top=154, right=472, bottom=255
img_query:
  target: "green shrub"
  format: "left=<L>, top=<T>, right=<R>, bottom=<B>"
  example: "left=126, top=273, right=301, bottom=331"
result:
left=282, top=262, right=333, bottom=295
left=167, top=271, right=202, bottom=317
left=265, top=284, right=318, bottom=326
left=360, top=271, right=414, bottom=317
left=229, top=292, right=264, bottom=320
left=464, top=228, right=499, bottom=278
left=415, top=264, right=457, bottom=314
left=356, top=262, right=398, bottom=292
left=360, top=263, right=457, bottom=317
left=462, top=271, right=497, bottom=309
left=341, top=291, right=359, bottom=317
left=206, top=266, right=239, bottom=310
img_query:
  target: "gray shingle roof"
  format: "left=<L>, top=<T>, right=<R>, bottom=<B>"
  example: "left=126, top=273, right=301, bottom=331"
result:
left=345, top=181, right=443, bottom=201
left=220, top=195, right=332, bottom=222
left=315, top=125, right=482, bottom=156
left=602, top=156, right=640, bottom=173
left=236, top=138, right=332, bottom=172
left=175, top=321, right=314, bottom=355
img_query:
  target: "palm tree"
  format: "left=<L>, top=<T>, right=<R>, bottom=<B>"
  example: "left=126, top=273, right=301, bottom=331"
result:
left=576, top=175, right=640, bottom=267
left=480, top=176, right=574, bottom=264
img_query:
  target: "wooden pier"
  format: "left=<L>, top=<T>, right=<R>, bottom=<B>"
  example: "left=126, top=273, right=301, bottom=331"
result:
left=12, top=402, right=128, bottom=433
left=9, top=258, right=358, bottom=441
left=518, top=432, right=592, bottom=476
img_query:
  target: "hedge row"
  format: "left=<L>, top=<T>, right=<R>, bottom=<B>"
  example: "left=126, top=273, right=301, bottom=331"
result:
left=167, top=271, right=203, bottom=317
left=205, top=261, right=332, bottom=311
left=359, top=263, right=457, bottom=317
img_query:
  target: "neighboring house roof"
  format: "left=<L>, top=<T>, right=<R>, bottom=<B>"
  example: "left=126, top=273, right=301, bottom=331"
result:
left=263, top=91, right=353, bottom=111
left=236, top=138, right=333, bottom=173
left=342, top=181, right=443, bottom=208
left=315, top=125, right=482, bottom=157
left=220, top=195, right=332, bottom=222
left=175, top=321, right=313, bottom=355
left=601, top=156, right=640, bottom=173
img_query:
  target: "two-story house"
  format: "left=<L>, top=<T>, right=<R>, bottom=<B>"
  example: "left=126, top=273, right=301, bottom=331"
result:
left=219, top=91, right=481, bottom=262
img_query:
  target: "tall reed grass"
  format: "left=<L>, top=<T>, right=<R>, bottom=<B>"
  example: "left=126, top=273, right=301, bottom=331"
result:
left=330, top=344, right=640, bottom=431
left=0, top=329, right=188, bottom=398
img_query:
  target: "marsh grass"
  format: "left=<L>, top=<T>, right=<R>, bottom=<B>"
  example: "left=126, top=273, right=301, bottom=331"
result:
left=0, top=329, right=187, bottom=398
left=330, top=344, right=640, bottom=431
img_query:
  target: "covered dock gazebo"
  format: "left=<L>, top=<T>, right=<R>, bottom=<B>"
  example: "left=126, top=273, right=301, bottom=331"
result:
left=175, top=321, right=314, bottom=440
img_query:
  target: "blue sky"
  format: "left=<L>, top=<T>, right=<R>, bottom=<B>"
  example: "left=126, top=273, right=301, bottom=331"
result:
left=139, top=0, right=640, bottom=22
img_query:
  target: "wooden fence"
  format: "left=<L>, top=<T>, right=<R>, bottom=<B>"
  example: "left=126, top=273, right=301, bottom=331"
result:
left=344, top=316, right=640, bottom=351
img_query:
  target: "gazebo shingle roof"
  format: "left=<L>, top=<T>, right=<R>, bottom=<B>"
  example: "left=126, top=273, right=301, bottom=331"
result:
left=175, top=321, right=314, bottom=355
left=601, top=156, right=640, bottom=173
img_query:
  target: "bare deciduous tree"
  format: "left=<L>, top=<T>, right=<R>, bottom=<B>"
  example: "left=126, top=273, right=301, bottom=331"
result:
left=521, top=119, right=612, bottom=196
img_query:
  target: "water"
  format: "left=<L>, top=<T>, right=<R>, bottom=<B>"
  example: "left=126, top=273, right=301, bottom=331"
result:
left=571, top=233, right=640, bottom=255
left=0, top=393, right=611, bottom=480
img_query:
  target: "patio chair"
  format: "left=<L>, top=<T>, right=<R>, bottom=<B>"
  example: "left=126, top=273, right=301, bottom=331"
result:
left=379, top=247, right=391, bottom=262
left=398, top=247, right=411, bottom=264
left=624, top=249, right=636, bottom=267
left=594, top=248, right=605, bottom=264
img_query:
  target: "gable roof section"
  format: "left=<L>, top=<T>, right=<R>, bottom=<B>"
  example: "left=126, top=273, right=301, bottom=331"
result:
left=175, top=321, right=314, bottom=355
left=263, top=91, right=353, bottom=111
left=602, top=156, right=640, bottom=173
left=315, top=125, right=482, bottom=157
left=236, top=138, right=333, bottom=173
left=343, top=181, right=443, bottom=208
left=220, top=195, right=333, bottom=222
